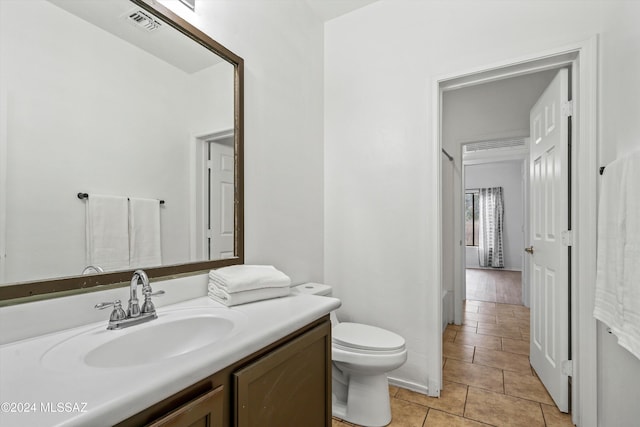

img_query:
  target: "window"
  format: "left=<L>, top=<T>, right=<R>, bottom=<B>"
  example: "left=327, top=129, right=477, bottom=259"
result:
left=465, top=191, right=479, bottom=246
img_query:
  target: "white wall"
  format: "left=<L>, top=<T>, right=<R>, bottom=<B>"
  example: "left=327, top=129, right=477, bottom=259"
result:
left=158, top=1, right=325, bottom=284
left=597, top=1, right=640, bottom=425
left=325, top=0, right=601, bottom=395
left=465, top=161, right=524, bottom=271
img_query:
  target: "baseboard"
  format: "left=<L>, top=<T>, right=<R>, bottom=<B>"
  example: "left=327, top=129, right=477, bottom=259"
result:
left=388, top=377, right=430, bottom=395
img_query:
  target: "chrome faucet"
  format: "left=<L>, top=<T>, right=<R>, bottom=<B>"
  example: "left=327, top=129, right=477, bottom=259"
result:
left=128, top=269, right=148, bottom=318
left=95, top=269, right=165, bottom=330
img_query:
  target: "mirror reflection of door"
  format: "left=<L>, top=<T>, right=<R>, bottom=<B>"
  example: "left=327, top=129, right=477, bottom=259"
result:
left=208, top=137, right=235, bottom=260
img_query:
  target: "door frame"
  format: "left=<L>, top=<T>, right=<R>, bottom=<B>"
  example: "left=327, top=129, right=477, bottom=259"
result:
left=435, top=37, right=598, bottom=426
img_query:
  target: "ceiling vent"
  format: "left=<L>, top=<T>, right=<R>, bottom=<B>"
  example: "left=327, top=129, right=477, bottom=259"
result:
left=124, top=9, right=162, bottom=33
left=463, top=137, right=527, bottom=154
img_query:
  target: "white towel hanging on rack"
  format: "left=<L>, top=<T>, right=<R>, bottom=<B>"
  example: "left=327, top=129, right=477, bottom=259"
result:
left=85, top=195, right=129, bottom=271
left=594, top=149, right=640, bottom=360
left=128, top=197, right=162, bottom=268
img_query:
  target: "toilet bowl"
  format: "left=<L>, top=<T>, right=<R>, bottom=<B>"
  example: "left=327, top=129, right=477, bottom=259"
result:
left=293, top=283, right=407, bottom=427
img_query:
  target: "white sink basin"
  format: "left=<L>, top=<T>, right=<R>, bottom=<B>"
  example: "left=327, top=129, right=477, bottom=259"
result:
left=41, top=307, right=247, bottom=371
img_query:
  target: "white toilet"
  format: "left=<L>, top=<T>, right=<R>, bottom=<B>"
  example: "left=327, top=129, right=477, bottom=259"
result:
left=293, top=283, right=407, bottom=427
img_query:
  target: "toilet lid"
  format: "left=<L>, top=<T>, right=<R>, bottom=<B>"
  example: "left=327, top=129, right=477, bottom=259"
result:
left=332, top=322, right=405, bottom=351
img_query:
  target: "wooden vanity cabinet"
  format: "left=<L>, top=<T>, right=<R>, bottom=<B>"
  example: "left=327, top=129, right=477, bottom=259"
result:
left=115, top=316, right=331, bottom=427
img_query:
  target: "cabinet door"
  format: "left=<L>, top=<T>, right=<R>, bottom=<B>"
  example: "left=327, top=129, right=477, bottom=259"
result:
left=147, top=385, right=223, bottom=427
left=234, top=321, right=331, bottom=427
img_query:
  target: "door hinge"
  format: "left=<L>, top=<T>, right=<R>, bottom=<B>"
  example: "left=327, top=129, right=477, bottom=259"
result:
left=562, top=100, right=574, bottom=117
left=561, top=230, right=573, bottom=246
left=207, top=229, right=213, bottom=239
left=207, top=160, right=213, bottom=170
left=561, top=360, right=574, bottom=377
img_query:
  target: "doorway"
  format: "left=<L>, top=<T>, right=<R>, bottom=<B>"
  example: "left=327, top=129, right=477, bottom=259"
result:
left=435, top=39, right=598, bottom=426
left=463, top=154, right=529, bottom=308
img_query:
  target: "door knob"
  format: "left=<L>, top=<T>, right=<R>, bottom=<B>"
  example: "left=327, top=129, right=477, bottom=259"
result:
left=524, top=246, right=534, bottom=254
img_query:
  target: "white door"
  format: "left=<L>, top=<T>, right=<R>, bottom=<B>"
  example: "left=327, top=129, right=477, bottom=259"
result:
left=528, top=68, right=570, bottom=412
left=209, top=140, right=235, bottom=259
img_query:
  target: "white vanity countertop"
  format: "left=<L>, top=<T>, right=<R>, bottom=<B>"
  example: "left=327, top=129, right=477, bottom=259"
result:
left=0, top=294, right=340, bottom=427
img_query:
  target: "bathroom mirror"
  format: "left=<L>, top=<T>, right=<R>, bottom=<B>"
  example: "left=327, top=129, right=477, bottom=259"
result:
left=0, top=0, right=244, bottom=301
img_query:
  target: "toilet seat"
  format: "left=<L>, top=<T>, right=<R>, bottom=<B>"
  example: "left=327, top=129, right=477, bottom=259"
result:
left=332, top=322, right=405, bottom=352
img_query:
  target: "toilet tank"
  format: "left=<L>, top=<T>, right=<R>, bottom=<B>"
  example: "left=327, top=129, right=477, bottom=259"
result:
left=292, top=282, right=332, bottom=297
left=292, top=283, right=338, bottom=325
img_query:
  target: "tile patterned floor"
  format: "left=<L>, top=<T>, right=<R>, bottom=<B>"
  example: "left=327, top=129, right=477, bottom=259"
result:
left=332, top=299, right=575, bottom=427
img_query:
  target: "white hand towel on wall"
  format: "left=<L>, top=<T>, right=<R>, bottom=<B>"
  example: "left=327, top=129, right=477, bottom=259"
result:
left=86, top=195, right=129, bottom=271
left=129, top=197, right=162, bottom=268
left=594, top=149, right=640, bottom=360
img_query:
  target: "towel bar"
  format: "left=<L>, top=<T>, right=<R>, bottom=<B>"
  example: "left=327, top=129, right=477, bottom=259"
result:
left=77, top=192, right=165, bottom=205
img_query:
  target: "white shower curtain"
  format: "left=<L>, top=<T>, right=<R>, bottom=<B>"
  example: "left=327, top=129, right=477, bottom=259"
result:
left=478, top=187, right=504, bottom=268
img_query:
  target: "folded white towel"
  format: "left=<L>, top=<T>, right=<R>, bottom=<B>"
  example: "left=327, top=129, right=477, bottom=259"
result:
left=85, top=195, right=129, bottom=271
left=594, top=149, right=640, bottom=360
left=129, top=197, right=162, bottom=268
left=208, top=285, right=290, bottom=307
left=208, top=265, right=291, bottom=293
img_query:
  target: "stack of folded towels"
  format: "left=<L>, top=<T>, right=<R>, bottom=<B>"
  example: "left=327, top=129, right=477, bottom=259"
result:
left=208, top=265, right=291, bottom=307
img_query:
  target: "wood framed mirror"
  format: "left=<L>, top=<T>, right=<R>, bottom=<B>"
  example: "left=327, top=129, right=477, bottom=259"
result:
left=0, top=0, right=244, bottom=303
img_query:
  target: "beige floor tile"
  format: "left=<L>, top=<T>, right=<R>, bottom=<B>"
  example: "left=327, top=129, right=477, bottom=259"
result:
left=477, top=306, right=497, bottom=315
left=499, top=303, right=526, bottom=312
left=495, top=306, right=516, bottom=314
left=463, top=311, right=497, bottom=324
left=466, top=300, right=496, bottom=309
left=496, top=313, right=516, bottom=323
left=390, top=385, right=400, bottom=397
left=448, top=324, right=478, bottom=333
left=443, top=341, right=475, bottom=363
left=465, top=304, right=479, bottom=313
left=396, top=381, right=468, bottom=416
left=388, top=398, right=428, bottom=427
left=332, top=418, right=353, bottom=427
left=497, top=316, right=529, bottom=328
left=462, top=319, right=479, bottom=328
left=502, top=337, right=529, bottom=355
left=424, top=409, right=488, bottom=426
left=473, top=347, right=532, bottom=373
left=477, top=323, right=523, bottom=339
left=443, top=359, right=504, bottom=393
left=454, top=331, right=502, bottom=350
left=464, top=387, right=545, bottom=427
left=443, top=328, right=457, bottom=343
left=504, top=370, right=554, bottom=405
left=541, top=403, right=575, bottom=426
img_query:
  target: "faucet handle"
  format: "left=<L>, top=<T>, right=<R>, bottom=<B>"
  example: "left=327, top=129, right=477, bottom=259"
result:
left=141, top=289, right=165, bottom=314
left=149, top=289, right=165, bottom=297
left=95, top=300, right=127, bottom=322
